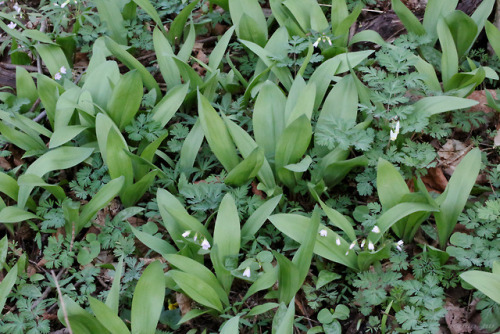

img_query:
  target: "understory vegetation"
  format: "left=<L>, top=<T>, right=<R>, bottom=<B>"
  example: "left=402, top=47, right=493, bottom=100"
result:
left=1, top=0, right=500, bottom=333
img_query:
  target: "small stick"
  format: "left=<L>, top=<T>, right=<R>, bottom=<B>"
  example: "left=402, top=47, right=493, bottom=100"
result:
left=50, top=270, right=73, bottom=334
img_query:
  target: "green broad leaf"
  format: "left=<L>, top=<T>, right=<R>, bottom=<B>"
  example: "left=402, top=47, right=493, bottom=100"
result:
left=414, top=56, right=442, bottom=92
left=309, top=50, right=373, bottom=109
left=273, top=299, right=295, bottom=334
left=412, top=96, right=478, bottom=117
left=48, top=125, right=87, bottom=149
left=283, top=0, right=329, bottom=32
left=177, top=23, right=196, bottom=63
left=357, top=244, right=391, bottom=271
left=0, top=172, right=18, bottom=202
left=132, top=0, right=165, bottom=34
left=106, top=128, right=133, bottom=186
left=247, top=303, right=279, bottom=317
left=82, top=60, right=120, bottom=110
left=367, top=202, right=438, bottom=245
left=391, top=0, right=426, bottom=35
left=240, top=40, right=293, bottom=91
left=136, top=132, right=169, bottom=178
left=284, top=155, right=312, bottom=173
left=77, top=177, right=124, bottom=233
left=131, top=261, right=165, bottom=334
left=274, top=251, right=300, bottom=304
left=377, top=158, right=409, bottom=210
left=198, top=92, right=240, bottom=172
left=103, top=37, right=161, bottom=99
left=22, top=29, right=56, bottom=45
left=54, top=86, right=81, bottom=129
left=241, top=195, right=282, bottom=243
left=167, top=0, right=200, bottom=45
left=17, top=174, right=65, bottom=202
left=461, top=270, right=500, bottom=304
left=321, top=155, right=369, bottom=188
left=37, top=73, right=64, bottom=127
left=157, top=189, right=213, bottom=246
left=168, top=270, right=223, bottom=312
left=485, top=21, right=500, bottom=60
left=130, top=225, right=177, bottom=256
left=269, top=214, right=358, bottom=270
left=434, top=148, right=481, bottom=248
left=318, top=74, right=358, bottom=127
left=350, top=29, right=389, bottom=47
left=437, top=18, right=459, bottom=90
left=317, top=198, right=356, bottom=242
left=105, top=257, right=123, bottom=314
left=164, top=254, right=229, bottom=306
left=208, top=26, right=235, bottom=71
left=0, top=263, right=17, bottom=315
left=34, top=44, right=71, bottom=77
left=286, top=79, right=315, bottom=126
left=120, top=170, right=158, bottom=207
left=89, top=297, right=130, bottom=334
left=151, top=83, right=188, bottom=127
left=0, top=236, right=8, bottom=270
left=59, top=296, right=109, bottom=334
left=107, top=70, right=143, bottom=130
left=444, top=10, right=477, bottom=59
left=316, top=270, right=341, bottom=290
left=153, top=28, right=181, bottom=88
left=95, top=113, right=126, bottom=165
left=470, top=0, right=495, bottom=42
left=0, top=20, right=29, bottom=44
left=253, top=81, right=286, bottom=160
left=173, top=57, right=204, bottom=90
left=292, top=208, right=320, bottom=293
left=333, top=3, right=363, bottom=48
left=275, top=115, right=312, bottom=187
left=25, top=146, right=93, bottom=178
left=225, top=147, right=264, bottom=186
left=93, top=0, right=127, bottom=44
left=269, top=0, right=304, bottom=36
left=229, top=0, right=268, bottom=47
left=422, top=0, right=458, bottom=41
left=220, top=316, right=240, bottom=334
left=212, top=194, right=241, bottom=293
left=243, top=266, right=278, bottom=302
left=179, top=119, right=204, bottom=172
left=223, top=115, right=276, bottom=191
left=178, top=309, right=211, bottom=325
left=15, top=67, right=37, bottom=112
left=0, top=121, right=46, bottom=154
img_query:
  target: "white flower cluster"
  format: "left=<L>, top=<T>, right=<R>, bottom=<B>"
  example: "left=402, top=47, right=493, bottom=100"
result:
left=313, top=34, right=332, bottom=48
left=181, top=230, right=211, bottom=250
left=7, top=3, right=21, bottom=30
left=54, top=66, right=67, bottom=80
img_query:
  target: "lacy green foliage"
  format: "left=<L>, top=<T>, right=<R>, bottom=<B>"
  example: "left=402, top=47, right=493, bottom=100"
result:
left=450, top=110, right=489, bottom=133
left=69, top=155, right=110, bottom=200
left=315, top=118, right=375, bottom=151
left=270, top=36, right=325, bottom=77
left=0, top=299, right=50, bottom=334
left=448, top=200, right=500, bottom=268
left=474, top=292, right=500, bottom=331
left=35, top=199, right=65, bottom=231
left=125, top=113, right=167, bottom=142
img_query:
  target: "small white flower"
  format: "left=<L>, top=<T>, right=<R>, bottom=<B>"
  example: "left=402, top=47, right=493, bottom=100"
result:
left=336, top=238, right=341, bottom=246
left=319, top=229, right=327, bottom=237
left=54, top=3, right=59, bottom=6
left=59, top=66, right=67, bottom=74
left=7, top=22, right=16, bottom=29
left=242, top=267, right=251, bottom=278
left=345, top=251, right=349, bottom=256
left=390, top=120, right=400, bottom=141
left=349, top=241, right=356, bottom=250
left=201, top=238, right=210, bottom=250
left=61, top=0, right=70, bottom=8
left=372, top=226, right=380, bottom=234
left=368, top=241, right=375, bottom=251
left=313, top=38, right=321, bottom=48
left=396, top=240, right=404, bottom=251
left=325, top=36, right=332, bottom=46
left=360, top=239, right=366, bottom=248
left=193, top=233, right=197, bottom=241
left=54, top=72, right=62, bottom=80
left=13, top=3, right=21, bottom=13
left=181, top=230, right=190, bottom=238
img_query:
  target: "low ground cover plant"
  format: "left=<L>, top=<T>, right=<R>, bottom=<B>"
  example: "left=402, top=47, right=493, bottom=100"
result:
left=0, top=0, right=500, bottom=332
